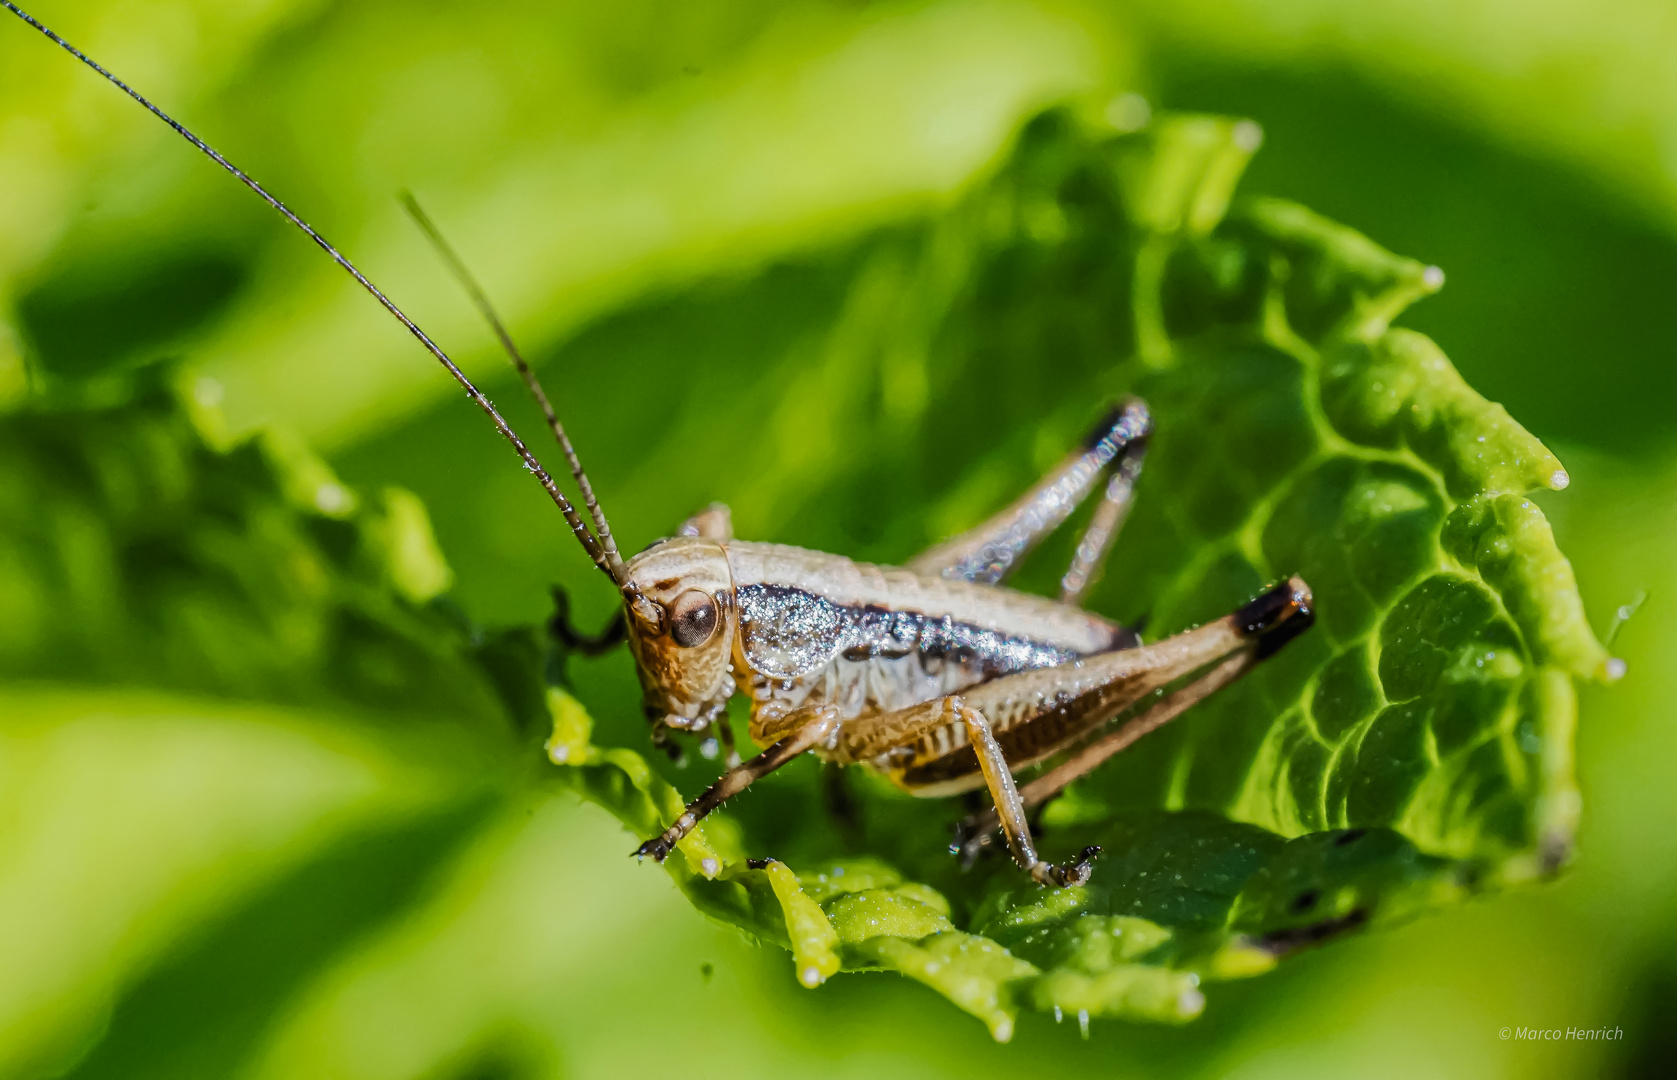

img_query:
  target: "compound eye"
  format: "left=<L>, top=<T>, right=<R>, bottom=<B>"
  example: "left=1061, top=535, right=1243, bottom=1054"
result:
left=669, top=589, right=719, bottom=648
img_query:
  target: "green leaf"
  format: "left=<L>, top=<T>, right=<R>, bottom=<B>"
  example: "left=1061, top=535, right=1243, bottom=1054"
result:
left=531, top=106, right=1610, bottom=1035
left=1092, top=182, right=1609, bottom=883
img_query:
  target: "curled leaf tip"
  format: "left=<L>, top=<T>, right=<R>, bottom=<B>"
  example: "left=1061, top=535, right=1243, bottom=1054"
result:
left=756, top=860, right=842, bottom=987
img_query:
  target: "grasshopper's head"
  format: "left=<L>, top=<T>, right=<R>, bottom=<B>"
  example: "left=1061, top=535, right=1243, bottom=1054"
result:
left=620, top=536, right=738, bottom=735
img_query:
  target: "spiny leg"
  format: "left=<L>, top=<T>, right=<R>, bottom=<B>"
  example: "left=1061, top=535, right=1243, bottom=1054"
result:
left=829, top=579, right=1312, bottom=776
left=950, top=697, right=1100, bottom=888
left=908, top=399, right=1150, bottom=585
left=816, top=693, right=1099, bottom=886
left=1020, top=653, right=1251, bottom=809
left=822, top=578, right=1312, bottom=871
left=952, top=579, right=1313, bottom=860
left=634, top=705, right=841, bottom=861
left=955, top=651, right=1251, bottom=864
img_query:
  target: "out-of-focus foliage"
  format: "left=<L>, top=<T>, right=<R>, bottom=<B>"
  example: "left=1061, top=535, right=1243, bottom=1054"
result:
left=1129, top=0, right=1677, bottom=229
left=0, top=369, right=527, bottom=1076
left=1, top=0, right=1673, bottom=1077
left=0, top=372, right=490, bottom=713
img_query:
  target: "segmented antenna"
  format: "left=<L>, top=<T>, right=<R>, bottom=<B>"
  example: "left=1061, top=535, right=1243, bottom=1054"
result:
left=399, top=193, right=628, bottom=584
left=2, top=0, right=628, bottom=590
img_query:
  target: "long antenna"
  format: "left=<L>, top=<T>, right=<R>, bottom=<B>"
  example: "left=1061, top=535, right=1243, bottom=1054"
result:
left=0, top=0, right=626, bottom=588
left=399, top=192, right=628, bottom=583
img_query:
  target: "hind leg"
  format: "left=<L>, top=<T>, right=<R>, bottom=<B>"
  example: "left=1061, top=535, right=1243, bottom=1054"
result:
left=832, top=578, right=1315, bottom=881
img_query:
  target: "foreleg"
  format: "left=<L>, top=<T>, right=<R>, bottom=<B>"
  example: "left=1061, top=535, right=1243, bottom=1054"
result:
left=633, top=704, right=840, bottom=862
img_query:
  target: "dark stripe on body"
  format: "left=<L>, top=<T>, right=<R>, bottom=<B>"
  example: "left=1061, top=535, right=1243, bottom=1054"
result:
left=736, top=582, right=1098, bottom=682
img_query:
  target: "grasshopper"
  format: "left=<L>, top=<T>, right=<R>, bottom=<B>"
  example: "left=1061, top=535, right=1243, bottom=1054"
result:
left=6, top=2, right=1314, bottom=888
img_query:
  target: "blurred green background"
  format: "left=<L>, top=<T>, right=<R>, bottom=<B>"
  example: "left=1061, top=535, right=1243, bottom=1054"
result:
left=2, top=1, right=1674, bottom=1077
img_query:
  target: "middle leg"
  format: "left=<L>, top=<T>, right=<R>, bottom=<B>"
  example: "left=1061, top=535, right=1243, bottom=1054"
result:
left=949, top=697, right=1101, bottom=887
left=821, top=693, right=1101, bottom=887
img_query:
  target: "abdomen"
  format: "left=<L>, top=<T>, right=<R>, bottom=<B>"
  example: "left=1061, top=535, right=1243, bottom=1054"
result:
left=725, top=541, right=1127, bottom=720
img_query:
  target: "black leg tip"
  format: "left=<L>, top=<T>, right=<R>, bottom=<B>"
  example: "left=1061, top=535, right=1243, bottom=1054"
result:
left=633, top=836, right=674, bottom=863
left=1235, top=576, right=1315, bottom=659
left=1062, top=845, right=1101, bottom=887
left=1037, top=845, right=1101, bottom=888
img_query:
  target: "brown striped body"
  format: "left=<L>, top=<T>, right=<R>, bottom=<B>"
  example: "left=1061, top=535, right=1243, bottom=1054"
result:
left=629, top=536, right=1160, bottom=796
left=616, top=402, right=1313, bottom=887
